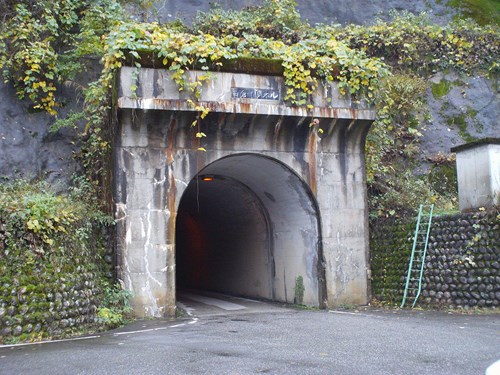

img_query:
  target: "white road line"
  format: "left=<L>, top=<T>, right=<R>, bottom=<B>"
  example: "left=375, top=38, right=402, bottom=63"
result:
left=113, top=318, right=199, bottom=336
left=0, top=335, right=101, bottom=348
left=228, top=295, right=263, bottom=304
left=177, top=301, right=195, bottom=316
left=328, top=310, right=383, bottom=319
left=0, top=319, right=200, bottom=348
left=114, top=328, right=157, bottom=336
left=182, top=293, right=247, bottom=311
left=328, top=310, right=359, bottom=316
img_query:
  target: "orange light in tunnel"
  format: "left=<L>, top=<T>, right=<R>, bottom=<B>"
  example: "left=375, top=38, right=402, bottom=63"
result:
left=202, top=176, right=214, bottom=181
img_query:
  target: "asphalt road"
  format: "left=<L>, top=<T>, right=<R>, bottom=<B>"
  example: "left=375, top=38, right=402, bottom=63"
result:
left=0, top=292, right=498, bottom=375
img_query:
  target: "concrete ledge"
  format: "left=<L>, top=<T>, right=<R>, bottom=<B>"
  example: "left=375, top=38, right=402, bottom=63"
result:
left=451, top=137, right=500, bottom=153
left=117, top=67, right=376, bottom=120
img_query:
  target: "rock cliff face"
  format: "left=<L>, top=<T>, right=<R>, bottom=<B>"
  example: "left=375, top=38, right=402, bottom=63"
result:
left=0, top=61, right=100, bottom=185
left=0, top=81, right=79, bottom=186
left=423, top=73, right=499, bottom=157
left=0, top=0, right=496, bottom=183
left=151, top=0, right=455, bottom=25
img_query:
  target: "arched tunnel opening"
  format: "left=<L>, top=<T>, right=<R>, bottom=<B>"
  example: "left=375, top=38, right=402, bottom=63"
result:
left=175, top=154, right=325, bottom=306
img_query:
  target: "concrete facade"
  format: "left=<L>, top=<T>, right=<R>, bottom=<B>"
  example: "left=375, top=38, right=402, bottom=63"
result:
left=115, top=67, right=375, bottom=317
left=452, top=140, right=500, bottom=211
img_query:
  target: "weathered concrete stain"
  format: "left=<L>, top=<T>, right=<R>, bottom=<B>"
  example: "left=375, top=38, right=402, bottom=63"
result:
left=115, top=67, right=375, bottom=317
left=165, top=169, right=176, bottom=316
left=307, top=123, right=318, bottom=195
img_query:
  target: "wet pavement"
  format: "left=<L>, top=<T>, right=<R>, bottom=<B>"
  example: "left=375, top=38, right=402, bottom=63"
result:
left=0, top=292, right=498, bottom=375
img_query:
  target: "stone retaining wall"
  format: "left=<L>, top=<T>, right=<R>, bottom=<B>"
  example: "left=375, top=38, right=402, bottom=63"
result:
left=370, top=210, right=500, bottom=309
left=0, top=224, right=108, bottom=343
left=0, top=271, right=101, bottom=341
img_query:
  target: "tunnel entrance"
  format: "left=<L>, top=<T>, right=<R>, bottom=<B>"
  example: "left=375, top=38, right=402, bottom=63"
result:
left=176, top=154, right=325, bottom=306
left=116, top=67, right=375, bottom=316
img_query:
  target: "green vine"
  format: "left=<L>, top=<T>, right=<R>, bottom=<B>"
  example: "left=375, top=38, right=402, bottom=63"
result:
left=1, top=1, right=499, bottom=217
left=332, top=12, right=499, bottom=75
left=0, top=0, right=125, bottom=115
left=100, top=18, right=387, bottom=105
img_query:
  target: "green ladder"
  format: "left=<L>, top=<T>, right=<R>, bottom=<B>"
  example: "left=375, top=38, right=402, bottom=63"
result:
left=401, top=204, right=434, bottom=308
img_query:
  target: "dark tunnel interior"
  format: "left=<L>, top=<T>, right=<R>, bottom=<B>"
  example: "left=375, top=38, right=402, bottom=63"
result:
left=176, top=175, right=273, bottom=298
left=175, top=154, right=324, bottom=305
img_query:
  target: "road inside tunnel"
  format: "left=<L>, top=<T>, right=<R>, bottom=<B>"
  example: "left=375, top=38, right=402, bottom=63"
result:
left=175, top=154, right=325, bottom=307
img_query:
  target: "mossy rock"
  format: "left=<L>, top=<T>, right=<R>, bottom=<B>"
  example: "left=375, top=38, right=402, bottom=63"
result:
left=432, top=77, right=468, bottom=99
left=428, top=164, right=458, bottom=195
left=446, top=114, right=478, bottom=142
left=448, top=0, right=500, bottom=25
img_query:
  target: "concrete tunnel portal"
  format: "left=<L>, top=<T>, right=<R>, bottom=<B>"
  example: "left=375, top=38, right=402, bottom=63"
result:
left=116, top=67, right=375, bottom=316
left=175, top=154, right=325, bottom=307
